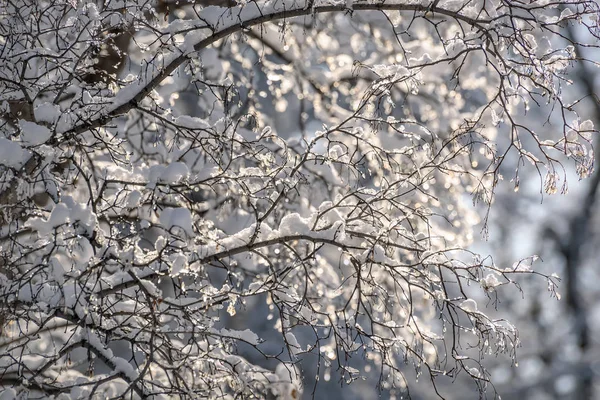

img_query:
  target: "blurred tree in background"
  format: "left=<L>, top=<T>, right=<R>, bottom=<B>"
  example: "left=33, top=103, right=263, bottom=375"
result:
left=478, top=13, right=600, bottom=400
left=0, top=0, right=599, bottom=398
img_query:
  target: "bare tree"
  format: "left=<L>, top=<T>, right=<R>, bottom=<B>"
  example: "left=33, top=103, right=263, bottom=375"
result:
left=0, top=0, right=599, bottom=398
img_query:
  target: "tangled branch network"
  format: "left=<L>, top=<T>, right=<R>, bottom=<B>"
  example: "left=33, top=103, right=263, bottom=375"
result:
left=0, top=0, right=598, bottom=398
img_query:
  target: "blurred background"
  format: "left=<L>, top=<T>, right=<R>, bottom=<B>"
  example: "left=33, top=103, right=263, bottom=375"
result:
left=471, top=19, right=600, bottom=400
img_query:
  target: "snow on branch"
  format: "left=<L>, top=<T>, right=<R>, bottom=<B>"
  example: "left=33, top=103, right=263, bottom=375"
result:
left=0, top=0, right=597, bottom=398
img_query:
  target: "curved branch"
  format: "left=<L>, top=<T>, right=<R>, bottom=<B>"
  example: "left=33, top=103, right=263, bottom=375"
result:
left=59, top=0, right=489, bottom=139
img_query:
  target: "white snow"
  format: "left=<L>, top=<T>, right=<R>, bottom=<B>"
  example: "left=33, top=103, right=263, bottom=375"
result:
left=277, top=213, right=312, bottom=236
left=173, top=115, right=211, bottom=130
left=19, top=120, right=52, bottom=146
left=0, top=388, right=16, bottom=400
left=460, top=299, right=478, bottom=313
left=84, top=329, right=139, bottom=381
left=0, top=138, right=29, bottom=168
left=33, top=103, right=61, bottom=124
left=161, top=162, right=189, bottom=183
left=170, top=253, right=188, bottom=275
left=285, top=332, right=302, bottom=356
left=272, top=363, right=303, bottom=399
left=481, top=274, right=500, bottom=291
left=25, top=196, right=97, bottom=236
left=25, top=203, right=70, bottom=235
left=147, top=162, right=189, bottom=188
left=217, top=328, right=260, bottom=345
left=160, top=207, right=194, bottom=236
left=127, top=190, right=142, bottom=208
left=112, top=356, right=138, bottom=381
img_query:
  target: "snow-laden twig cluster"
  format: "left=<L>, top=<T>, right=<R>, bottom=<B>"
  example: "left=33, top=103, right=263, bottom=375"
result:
left=0, top=0, right=598, bottom=398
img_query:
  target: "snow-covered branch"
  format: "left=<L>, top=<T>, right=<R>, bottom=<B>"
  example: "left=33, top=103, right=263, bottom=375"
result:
left=1, top=0, right=599, bottom=398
